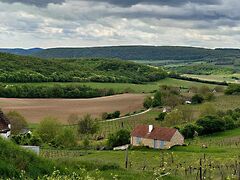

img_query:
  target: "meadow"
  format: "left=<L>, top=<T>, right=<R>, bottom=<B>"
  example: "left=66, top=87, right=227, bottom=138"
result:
left=40, top=127, right=240, bottom=179
left=183, top=74, right=240, bottom=84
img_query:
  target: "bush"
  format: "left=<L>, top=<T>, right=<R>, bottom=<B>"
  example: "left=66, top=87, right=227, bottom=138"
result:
left=101, top=111, right=121, bottom=120
left=37, top=117, right=61, bottom=143
left=196, top=116, right=225, bottom=135
left=78, top=114, right=99, bottom=136
left=55, top=128, right=77, bottom=148
left=143, top=96, right=153, bottom=109
left=152, top=91, right=162, bottom=107
left=191, top=94, right=204, bottom=104
left=6, top=111, right=28, bottom=135
left=107, top=129, right=130, bottom=148
left=223, top=116, right=236, bottom=130
left=181, top=124, right=203, bottom=138
left=155, top=112, right=166, bottom=122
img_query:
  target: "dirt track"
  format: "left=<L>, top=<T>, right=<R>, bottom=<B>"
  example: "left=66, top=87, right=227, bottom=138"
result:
left=0, top=94, right=145, bottom=124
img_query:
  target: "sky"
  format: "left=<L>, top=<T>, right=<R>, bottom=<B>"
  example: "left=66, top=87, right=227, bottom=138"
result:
left=0, top=0, right=240, bottom=48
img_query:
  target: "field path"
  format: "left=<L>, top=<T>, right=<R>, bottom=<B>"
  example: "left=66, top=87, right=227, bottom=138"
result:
left=0, top=94, right=145, bottom=124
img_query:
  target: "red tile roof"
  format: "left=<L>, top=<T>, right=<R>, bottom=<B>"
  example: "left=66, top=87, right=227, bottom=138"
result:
left=0, top=111, right=10, bottom=133
left=131, top=125, right=177, bottom=141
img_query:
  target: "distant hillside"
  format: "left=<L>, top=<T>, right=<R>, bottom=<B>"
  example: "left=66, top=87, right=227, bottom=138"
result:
left=0, top=48, right=43, bottom=56
left=0, top=52, right=167, bottom=84
left=32, top=46, right=240, bottom=61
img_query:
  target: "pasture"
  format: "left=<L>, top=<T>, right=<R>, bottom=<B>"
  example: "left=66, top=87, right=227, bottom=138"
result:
left=0, top=94, right=145, bottom=124
left=41, top=128, right=240, bottom=179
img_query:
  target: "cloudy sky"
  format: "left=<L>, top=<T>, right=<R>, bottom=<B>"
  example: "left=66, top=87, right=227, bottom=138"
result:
left=0, top=0, right=239, bottom=48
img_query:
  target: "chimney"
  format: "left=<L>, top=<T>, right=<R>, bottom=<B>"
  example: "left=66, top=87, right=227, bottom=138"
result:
left=148, top=125, right=153, bottom=133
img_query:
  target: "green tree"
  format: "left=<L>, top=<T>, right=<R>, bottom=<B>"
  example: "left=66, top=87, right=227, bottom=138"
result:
left=78, top=114, right=99, bottom=136
left=181, top=124, right=203, bottom=138
left=107, top=129, right=130, bottom=148
left=6, top=111, right=28, bottom=135
left=152, top=91, right=162, bottom=107
left=37, top=117, right=61, bottom=143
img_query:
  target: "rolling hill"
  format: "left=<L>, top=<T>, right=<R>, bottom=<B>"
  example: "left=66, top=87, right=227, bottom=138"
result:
left=0, top=48, right=43, bottom=56
left=0, top=52, right=167, bottom=84
left=32, top=46, right=240, bottom=61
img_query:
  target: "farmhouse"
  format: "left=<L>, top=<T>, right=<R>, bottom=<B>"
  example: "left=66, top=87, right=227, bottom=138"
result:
left=0, top=111, right=11, bottom=138
left=131, top=125, right=184, bottom=149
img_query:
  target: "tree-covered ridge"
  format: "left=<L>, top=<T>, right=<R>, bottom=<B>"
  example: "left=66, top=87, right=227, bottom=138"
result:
left=0, top=53, right=167, bottom=84
left=33, top=46, right=240, bottom=61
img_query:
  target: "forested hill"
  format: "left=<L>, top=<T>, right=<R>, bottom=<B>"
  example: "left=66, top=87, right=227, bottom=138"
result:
left=32, top=46, right=240, bottom=61
left=0, top=52, right=167, bottom=84
left=0, top=48, right=42, bottom=56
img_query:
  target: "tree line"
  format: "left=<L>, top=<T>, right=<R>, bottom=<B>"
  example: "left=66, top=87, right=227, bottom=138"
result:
left=0, top=84, right=115, bottom=98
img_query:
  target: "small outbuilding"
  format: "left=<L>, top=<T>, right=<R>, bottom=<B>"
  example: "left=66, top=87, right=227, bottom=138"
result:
left=131, top=125, right=184, bottom=149
left=0, top=111, right=11, bottom=138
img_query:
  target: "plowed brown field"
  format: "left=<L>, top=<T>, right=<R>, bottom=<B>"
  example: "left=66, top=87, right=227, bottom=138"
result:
left=0, top=94, right=145, bottom=124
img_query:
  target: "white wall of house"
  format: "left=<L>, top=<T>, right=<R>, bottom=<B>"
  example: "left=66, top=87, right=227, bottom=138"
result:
left=0, top=131, right=10, bottom=138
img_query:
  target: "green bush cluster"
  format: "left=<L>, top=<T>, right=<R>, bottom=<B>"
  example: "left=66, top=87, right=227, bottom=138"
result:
left=102, top=111, right=121, bottom=120
left=225, top=84, right=240, bottom=95
left=107, top=129, right=130, bottom=148
left=181, top=108, right=240, bottom=138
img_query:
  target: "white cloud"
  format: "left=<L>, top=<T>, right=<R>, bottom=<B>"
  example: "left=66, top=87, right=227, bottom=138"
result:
left=0, top=0, right=239, bottom=48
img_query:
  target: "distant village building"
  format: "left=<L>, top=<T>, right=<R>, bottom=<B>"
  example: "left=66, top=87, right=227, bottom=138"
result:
left=162, top=107, right=172, bottom=113
left=0, top=111, right=11, bottom=138
left=185, top=100, right=192, bottom=104
left=131, top=125, right=184, bottom=149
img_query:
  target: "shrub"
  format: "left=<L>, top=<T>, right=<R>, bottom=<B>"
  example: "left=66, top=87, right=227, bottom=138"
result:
left=223, top=116, right=236, bottom=130
left=107, top=129, right=130, bottom=148
left=78, top=114, right=99, bottom=136
left=152, top=91, right=162, bottom=107
left=55, top=128, right=77, bottom=148
left=143, top=96, right=153, bottom=109
left=180, top=124, right=203, bottom=138
left=6, top=111, right=28, bottom=135
left=191, top=94, right=204, bottom=104
left=196, top=116, right=225, bottom=135
left=37, top=117, right=61, bottom=143
left=155, top=112, right=166, bottom=122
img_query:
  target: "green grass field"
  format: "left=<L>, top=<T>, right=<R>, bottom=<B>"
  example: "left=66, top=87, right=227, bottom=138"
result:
left=41, top=128, right=240, bottom=179
left=183, top=74, right=240, bottom=84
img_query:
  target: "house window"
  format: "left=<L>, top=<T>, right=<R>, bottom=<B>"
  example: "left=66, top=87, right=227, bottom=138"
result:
left=136, top=137, right=142, bottom=144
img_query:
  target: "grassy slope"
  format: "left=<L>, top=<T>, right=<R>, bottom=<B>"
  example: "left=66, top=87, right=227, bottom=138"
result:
left=0, top=138, right=55, bottom=178
left=0, top=137, right=156, bottom=179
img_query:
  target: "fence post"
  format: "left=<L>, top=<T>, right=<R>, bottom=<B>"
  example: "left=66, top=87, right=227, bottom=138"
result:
left=125, top=147, right=129, bottom=169
left=200, top=158, right=203, bottom=180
